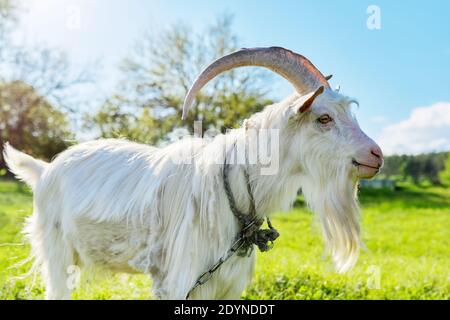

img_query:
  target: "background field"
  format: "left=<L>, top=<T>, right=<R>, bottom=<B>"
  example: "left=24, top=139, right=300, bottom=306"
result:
left=0, top=180, right=448, bottom=300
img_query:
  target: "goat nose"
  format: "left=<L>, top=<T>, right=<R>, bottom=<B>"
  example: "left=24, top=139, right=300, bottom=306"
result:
left=370, top=146, right=383, bottom=159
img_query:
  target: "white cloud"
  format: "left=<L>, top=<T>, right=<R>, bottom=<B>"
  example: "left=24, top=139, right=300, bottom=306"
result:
left=377, top=102, right=450, bottom=155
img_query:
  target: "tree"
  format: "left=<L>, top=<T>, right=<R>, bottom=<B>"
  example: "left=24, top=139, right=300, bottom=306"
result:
left=0, top=0, right=18, bottom=63
left=85, top=15, right=273, bottom=145
left=7, top=46, right=93, bottom=112
left=381, top=155, right=407, bottom=179
left=1, top=0, right=95, bottom=117
left=439, top=154, right=450, bottom=186
left=377, top=151, right=449, bottom=186
left=0, top=1, right=95, bottom=172
left=0, top=47, right=94, bottom=172
left=422, top=154, right=444, bottom=185
left=396, top=153, right=447, bottom=186
left=404, top=157, right=422, bottom=184
left=0, top=81, right=73, bottom=171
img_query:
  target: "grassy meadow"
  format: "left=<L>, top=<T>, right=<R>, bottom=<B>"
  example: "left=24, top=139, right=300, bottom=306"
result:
left=0, top=180, right=448, bottom=300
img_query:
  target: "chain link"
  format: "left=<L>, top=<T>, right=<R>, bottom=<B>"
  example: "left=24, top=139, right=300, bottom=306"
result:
left=185, top=237, right=245, bottom=299
left=185, top=143, right=280, bottom=299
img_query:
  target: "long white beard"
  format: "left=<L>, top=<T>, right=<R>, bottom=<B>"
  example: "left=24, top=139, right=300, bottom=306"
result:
left=301, top=165, right=361, bottom=272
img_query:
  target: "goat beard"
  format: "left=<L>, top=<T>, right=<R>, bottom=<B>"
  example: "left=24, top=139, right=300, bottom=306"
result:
left=301, top=165, right=361, bottom=273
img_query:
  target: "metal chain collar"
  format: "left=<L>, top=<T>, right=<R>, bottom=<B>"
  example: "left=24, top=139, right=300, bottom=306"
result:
left=186, top=144, right=280, bottom=299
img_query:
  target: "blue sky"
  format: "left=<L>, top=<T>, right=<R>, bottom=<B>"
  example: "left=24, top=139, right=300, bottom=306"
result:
left=15, top=0, right=450, bottom=154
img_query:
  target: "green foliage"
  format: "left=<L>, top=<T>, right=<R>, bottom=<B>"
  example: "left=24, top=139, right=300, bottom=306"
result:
left=0, top=81, right=73, bottom=170
left=0, top=2, right=93, bottom=171
left=85, top=15, right=273, bottom=145
left=0, top=180, right=448, bottom=300
left=381, top=153, right=448, bottom=186
left=439, top=154, right=450, bottom=186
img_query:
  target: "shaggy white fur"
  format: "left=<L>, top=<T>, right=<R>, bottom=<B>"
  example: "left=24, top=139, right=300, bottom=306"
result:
left=3, top=88, right=382, bottom=300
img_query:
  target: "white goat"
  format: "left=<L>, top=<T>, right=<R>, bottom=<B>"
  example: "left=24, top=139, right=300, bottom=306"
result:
left=4, top=47, right=383, bottom=300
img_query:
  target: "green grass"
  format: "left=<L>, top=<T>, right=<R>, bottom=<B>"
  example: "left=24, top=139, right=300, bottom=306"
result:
left=0, top=180, right=448, bottom=299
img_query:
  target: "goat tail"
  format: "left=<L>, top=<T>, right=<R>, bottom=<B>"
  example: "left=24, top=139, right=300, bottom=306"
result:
left=3, top=142, right=49, bottom=190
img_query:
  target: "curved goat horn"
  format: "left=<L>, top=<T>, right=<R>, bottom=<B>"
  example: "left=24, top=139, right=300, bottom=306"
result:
left=182, top=46, right=330, bottom=119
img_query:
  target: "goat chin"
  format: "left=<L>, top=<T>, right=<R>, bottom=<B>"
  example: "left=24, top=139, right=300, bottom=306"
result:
left=3, top=97, right=363, bottom=300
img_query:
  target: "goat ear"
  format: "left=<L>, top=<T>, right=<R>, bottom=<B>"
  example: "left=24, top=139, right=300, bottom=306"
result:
left=298, top=86, right=325, bottom=113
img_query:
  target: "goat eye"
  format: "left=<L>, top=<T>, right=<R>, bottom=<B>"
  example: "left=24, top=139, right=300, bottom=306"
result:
left=317, top=114, right=333, bottom=124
